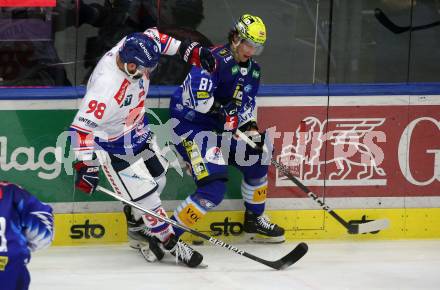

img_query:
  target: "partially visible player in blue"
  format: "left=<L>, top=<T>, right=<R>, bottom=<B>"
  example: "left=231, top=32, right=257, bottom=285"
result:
left=168, top=14, right=285, bottom=244
left=0, top=182, right=54, bottom=290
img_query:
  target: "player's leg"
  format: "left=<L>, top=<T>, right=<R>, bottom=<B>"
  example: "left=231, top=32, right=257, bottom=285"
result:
left=169, top=132, right=228, bottom=265
left=0, top=260, right=30, bottom=290
left=139, top=138, right=205, bottom=267
left=98, top=146, right=174, bottom=263
left=232, top=138, right=285, bottom=243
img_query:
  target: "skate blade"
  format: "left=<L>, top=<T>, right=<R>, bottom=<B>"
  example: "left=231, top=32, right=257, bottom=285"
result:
left=196, top=262, right=208, bottom=269
left=244, top=233, right=286, bottom=244
left=140, top=246, right=159, bottom=263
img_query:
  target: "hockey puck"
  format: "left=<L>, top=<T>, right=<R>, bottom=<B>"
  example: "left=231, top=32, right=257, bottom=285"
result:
left=192, top=240, right=204, bottom=245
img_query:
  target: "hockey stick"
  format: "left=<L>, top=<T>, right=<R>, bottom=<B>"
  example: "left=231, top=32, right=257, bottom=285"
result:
left=235, top=130, right=390, bottom=235
left=374, top=8, right=440, bottom=34
left=96, top=185, right=308, bottom=270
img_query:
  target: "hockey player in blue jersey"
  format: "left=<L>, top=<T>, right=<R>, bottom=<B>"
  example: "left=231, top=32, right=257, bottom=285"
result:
left=168, top=14, right=285, bottom=246
left=0, top=182, right=54, bottom=290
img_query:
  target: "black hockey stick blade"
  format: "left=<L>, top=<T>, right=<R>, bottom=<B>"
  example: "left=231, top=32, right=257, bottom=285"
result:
left=267, top=242, right=308, bottom=270
left=348, top=218, right=390, bottom=234
left=374, top=8, right=409, bottom=34
left=375, top=8, right=440, bottom=34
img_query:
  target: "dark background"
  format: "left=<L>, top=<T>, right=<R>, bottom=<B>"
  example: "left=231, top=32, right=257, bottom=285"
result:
left=1, top=0, right=439, bottom=86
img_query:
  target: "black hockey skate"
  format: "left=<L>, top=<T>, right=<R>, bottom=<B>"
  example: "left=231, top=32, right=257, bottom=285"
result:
left=243, top=210, right=285, bottom=243
left=163, top=235, right=205, bottom=268
left=123, top=205, right=165, bottom=262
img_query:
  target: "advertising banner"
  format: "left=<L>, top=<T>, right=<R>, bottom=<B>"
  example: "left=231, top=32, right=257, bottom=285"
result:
left=259, top=101, right=440, bottom=199
left=1, top=93, right=439, bottom=212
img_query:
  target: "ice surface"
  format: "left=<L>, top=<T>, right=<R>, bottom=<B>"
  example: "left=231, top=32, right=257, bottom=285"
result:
left=29, top=240, right=440, bottom=290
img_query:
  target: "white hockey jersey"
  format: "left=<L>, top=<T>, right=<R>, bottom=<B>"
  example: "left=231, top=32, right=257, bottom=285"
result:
left=70, top=28, right=181, bottom=160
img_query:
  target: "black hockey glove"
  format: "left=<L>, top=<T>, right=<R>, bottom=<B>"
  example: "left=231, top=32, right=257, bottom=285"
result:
left=238, top=122, right=267, bottom=153
left=179, top=39, right=216, bottom=73
left=252, top=130, right=266, bottom=150
left=239, top=121, right=259, bottom=133
left=74, top=160, right=100, bottom=194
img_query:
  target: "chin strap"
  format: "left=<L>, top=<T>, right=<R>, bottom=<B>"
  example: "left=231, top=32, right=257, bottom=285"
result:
left=124, top=63, right=143, bottom=79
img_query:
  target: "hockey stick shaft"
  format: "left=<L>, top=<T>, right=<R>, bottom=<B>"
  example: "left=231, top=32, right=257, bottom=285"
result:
left=96, top=185, right=307, bottom=270
left=235, top=130, right=388, bottom=234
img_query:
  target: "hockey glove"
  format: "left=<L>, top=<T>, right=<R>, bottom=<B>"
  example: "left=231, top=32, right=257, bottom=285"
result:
left=179, top=39, right=216, bottom=73
left=238, top=123, right=268, bottom=153
left=74, top=161, right=100, bottom=194
left=222, top=102, right=239, bottom=132
left=250, top=131, right=274, bottom=156
left=252, top=130, right=266, bottom=150
left=239, top=121, right=259, bottom=133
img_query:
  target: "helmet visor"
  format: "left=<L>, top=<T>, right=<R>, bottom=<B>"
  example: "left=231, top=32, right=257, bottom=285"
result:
left=137, top=63, right=158, bottom=74
left=124, top=63, right=158, bottom=79
left=241, top=38, right=264, bottom=56
left=131, top=63, right=158, bottom=79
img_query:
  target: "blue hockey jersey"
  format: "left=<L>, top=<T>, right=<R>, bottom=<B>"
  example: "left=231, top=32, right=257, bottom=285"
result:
left=170, top=44, right=261, bottom=131
left=0, top=182, right=53, bottom=268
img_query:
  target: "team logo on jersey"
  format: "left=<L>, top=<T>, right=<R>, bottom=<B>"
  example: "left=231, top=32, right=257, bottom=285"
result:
left=244, top=84, right=252, bottom=93
left=240, top=67, right=248, bottom=76
left=205, top=147, right=226, bottom=165
left=252, top=70, right=260, bottom=78
left=78, top=117, right=98, bottom=128
left=121, top=94, right=133, bottom=107
left=0, top=256, right=8, bottom=271
left=196, top=91, right=210, bottom=99
left=114, top=79, right=130, bottom=105
left=224, top=55, right=233, bottom=63
left=219, top=48, right=229, bottom=56
left=231, top=65, right=239, bottom=75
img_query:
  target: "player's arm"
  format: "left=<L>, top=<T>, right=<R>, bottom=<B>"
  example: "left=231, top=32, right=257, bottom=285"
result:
left=70, top=77, right=115, bottom=193
left=11, top=184, right=54, bottom=252
left=70, top=80, right=111, bottom=161
left=239, top=64, right=261, bottom=133
left=143, top=27, right=216, bottom=73
left=238, top=96, right=258, bottom=132
left=182, top=68, right=217, bottom=114
left=238, top=67, right=264, bottom=147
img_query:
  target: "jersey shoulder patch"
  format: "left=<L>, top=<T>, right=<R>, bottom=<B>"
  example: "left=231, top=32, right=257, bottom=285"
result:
left=251, top=60, right=261, bottom=79
left=213, top=46, right=234, bottom=64
left=196, top=91, right=210, bottom=99
left=217, top=47, right=231, bottom=57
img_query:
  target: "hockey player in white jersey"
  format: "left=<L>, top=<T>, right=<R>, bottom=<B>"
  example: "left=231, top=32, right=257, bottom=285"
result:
left=70, top=28, right=216, bottom=268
